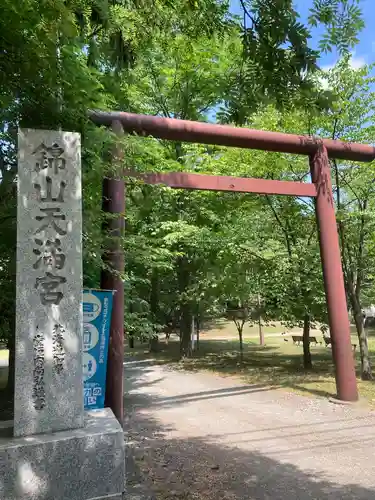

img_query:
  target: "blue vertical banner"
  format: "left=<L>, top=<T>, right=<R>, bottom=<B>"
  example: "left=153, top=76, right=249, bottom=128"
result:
left=82, top=289, right=114, bottom=410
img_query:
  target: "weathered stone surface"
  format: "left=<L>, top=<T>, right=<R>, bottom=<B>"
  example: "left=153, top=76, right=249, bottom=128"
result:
left=0, top=409, right=125, bottom=500
left=15, top=129, right=83, bottom=437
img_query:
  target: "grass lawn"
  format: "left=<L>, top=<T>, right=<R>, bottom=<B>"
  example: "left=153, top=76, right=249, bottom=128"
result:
left=127, top=320, right=375, bottom=404
left=195, top=319, right=314, bottom=339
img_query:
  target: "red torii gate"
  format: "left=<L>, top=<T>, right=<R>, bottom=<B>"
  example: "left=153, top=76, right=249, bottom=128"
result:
left=90, top=110, right=375, bottom=425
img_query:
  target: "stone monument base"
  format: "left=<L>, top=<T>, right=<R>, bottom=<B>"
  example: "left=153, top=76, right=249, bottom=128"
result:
left=0, top=408, right=125, bottom=500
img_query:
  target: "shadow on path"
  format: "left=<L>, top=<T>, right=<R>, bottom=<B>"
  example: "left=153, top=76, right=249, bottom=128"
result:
left=124, top=360, right=375, bottom=500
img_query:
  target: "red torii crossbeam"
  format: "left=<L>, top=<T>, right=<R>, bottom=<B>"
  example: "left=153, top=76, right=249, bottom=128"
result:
left=91, top=111, right=375, bottom=161
left=90, top=110, right=375, bottom=423
left=124, top=170, right=317, bottom=197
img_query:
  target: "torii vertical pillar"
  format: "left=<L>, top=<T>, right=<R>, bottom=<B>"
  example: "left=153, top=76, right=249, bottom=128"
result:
left=310, top=146, right=358, bottom=402
left=101, top=120, right=125, bottom=425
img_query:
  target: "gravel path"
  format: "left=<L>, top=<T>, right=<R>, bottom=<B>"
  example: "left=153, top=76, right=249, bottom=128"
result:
left=124, top=358, right=375, bottom=499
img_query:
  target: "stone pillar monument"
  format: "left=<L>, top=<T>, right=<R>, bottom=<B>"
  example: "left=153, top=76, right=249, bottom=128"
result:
left=0, top=129, right=125, bottom=500
left=14, top=129, right=84, bottom=437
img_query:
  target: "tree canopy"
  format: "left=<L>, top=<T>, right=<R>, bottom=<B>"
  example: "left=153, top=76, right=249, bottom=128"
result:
left=1, top=0, right=373, bottom=389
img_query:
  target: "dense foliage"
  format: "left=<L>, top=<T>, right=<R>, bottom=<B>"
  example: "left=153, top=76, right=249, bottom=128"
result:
left=1, top=0, right=373, bottom=390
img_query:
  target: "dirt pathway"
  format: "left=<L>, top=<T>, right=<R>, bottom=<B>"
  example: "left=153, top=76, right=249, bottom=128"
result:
left=124, top=358, right=375, bottom=499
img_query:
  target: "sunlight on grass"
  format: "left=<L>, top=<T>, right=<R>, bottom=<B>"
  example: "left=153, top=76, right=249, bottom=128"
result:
left=0, top=350, right=9, bottom=362
left=127, top=322, right=375, bottom=404
left=198, top=319, right=323, bottom=339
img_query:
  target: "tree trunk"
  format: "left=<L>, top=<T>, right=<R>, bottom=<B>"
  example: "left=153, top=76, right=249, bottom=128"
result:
left=150, top=270, right=159, bottom=322
left=233, top=318, right=245, bottom=363
left=257, top=294, right=264, bottom=346
left=238, top=327, right=244, bottom=363
left=191, top=315, right=196, bottom=351
left=258, top=316, right=264, bottom=346
left=149, top=335, right=159, bottom=352
left=150, top=270, right=160, bottom=348
left=303, top=313, right=312, bottom=370
left=353, top=307, right=372, bottom=380
left=349, top=289, right=372, bottom=380
left=128, top=335, right=134, bottom=349
left=335, top=166, right=370, bottom=380
left=196, top=316, right=200, bottom=351
left=178, top=257, right=192, bottom=358
left=179, top=304, right=192, bottom=357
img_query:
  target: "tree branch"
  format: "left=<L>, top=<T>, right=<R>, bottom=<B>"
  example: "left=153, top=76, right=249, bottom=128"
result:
left=332, top=117, right=338, bottom=141
left=333, top=158, right=352, bottom=284
left=265, top=196, right=293, bottom=258
left=336, top=167, right=362, bottom=201
left=288, top=162, right=310, bottom=183
left=296, top=197, right=314, bottom=210
left=239, top=0, right=258, bottom=28
left=355, top=198, right=368, bottom=300
left=149, top=64, right=171, bottom=118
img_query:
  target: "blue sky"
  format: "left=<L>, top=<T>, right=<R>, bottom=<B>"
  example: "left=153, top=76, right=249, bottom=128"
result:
left=229, top=0, right=374, bottom=69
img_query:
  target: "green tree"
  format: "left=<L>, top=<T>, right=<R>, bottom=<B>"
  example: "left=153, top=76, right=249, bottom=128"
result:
left=313, top=57, right=375, bottom=379
left=223, top=0, right=364, bottom=124
left=0, top=0, right=369, bottom=401
left=200, top=139, right=327, bottom=369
